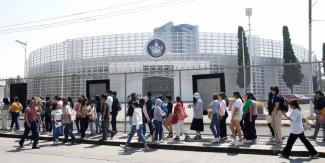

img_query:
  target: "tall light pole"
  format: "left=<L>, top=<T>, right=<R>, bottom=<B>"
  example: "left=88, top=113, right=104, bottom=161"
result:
left=15, top=40, right=27, bottom=78
left=308, top=0, right=313, bottom=117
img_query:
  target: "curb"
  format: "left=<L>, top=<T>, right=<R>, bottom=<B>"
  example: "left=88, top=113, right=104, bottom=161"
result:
left=1, top=133, right=324, bottom=158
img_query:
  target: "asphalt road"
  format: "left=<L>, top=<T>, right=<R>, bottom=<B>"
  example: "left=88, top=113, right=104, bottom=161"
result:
left=1, top=137, right=324, bottom=163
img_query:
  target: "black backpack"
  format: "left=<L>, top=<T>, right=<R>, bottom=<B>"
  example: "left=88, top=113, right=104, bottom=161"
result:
left=279, top=95, right=289, bottom=113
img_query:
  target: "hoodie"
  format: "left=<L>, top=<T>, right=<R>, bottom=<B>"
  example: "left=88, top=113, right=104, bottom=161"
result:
left=153, top=99, right=164, bottom=121
left=193, top=93, right=203, bottom=119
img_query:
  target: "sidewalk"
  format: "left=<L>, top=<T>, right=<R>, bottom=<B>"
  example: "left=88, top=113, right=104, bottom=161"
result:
left=0, top=129, right=324, bottom=158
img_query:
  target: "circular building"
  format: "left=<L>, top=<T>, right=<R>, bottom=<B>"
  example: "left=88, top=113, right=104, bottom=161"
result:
left=27, top=22, right=310, bottom=103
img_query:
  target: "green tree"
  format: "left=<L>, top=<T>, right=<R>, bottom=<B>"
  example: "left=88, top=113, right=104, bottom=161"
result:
left=322, top=43, right=325, bottom=73
left=282, top=26, right=303, bottom=93
left=236, top=26, right=250, bottom=89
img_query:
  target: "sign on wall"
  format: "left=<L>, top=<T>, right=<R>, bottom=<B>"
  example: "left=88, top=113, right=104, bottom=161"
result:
left=146, top=38, right=166, bottom=59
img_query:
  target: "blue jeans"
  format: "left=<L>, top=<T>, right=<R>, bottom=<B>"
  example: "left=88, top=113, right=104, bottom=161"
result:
left=19, top=121, right=39, bottom=147
left=127, top=124, right=146, bottom=144
left=209, top=113, right=220, bottom=138
left=10, top=112, right=20, bottom=130
left=89, top=121, right=96, bottom=134
left=154, top=120, right=163, bottom=140
left=53, top=125, right=63, bottom=141
left=64, top=123, right=75, bottom=142
left=95, top=113, right=101, bottom=133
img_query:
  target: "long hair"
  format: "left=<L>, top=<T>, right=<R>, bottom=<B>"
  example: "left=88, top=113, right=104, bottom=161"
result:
left=219, top=92, right=229, bottom=107
left=176, top=96, right=183, bottom=106
left=233, top=92, right=243, bottom=103
left=67, top=97, right=74, bottom=108
left=3, top=97, right=10, bottom=105
left=139, top=98, right=146, bottom=108
left=289, top=100, right=300, bottom=110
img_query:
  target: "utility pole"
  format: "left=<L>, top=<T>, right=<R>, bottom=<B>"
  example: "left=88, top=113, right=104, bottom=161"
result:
left=308, top=0, right=313, bottom=117
left=15, top=40, right=27, bottom=78
left=246, top=8, right=253, bottom=93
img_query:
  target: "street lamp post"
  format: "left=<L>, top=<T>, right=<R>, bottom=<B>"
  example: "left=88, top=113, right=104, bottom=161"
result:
left=15, top=40, right=27, bottom=78
left=246, top=8, right=253, bottom=93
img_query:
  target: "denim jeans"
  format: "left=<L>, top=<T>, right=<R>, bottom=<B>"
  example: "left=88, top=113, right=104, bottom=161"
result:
left=19, top=121, right=39, bottom=147
left=95, top=112, right=101, bottom=133
left=209, top=113, right=220, bottom=138
left=127, top=124, right=146, bottom=144
left=89, top=121, right=96, bottom=134
left=154, top=120, right=163, bottom=140
left=64, top=123, right=75, bottom=142
left=53, top=125, right=63, bottom=141
left=10, top=112, right=20, bottom=130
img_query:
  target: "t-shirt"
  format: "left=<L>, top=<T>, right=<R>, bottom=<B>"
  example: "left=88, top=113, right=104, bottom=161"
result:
left=220, top=100, right=227, bottom=112
left=51, top=109, right=63, bottom=127
left=62, top=105, right=73, bottom=124
left=290, top=109, right=304, bottom=134
left=106, top=96, right=113, bottom=110
left=243, top=99, right=253, bottom=113
left=232, top=99, right=243, bottom=117
left=25, top=106, right=38, bottom=122
left=210, top=100, right=220, bottom=115
left=167, top=102, right=173, bottom=114
left=80, top=105, right=91, bottom=117
left=11, top=102, right=22, bottom=113
left=272, top=95, right=282, bottom=108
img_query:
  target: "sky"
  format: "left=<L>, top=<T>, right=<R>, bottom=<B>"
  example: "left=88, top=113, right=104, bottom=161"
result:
left=0, top=0, right=324, bottom=78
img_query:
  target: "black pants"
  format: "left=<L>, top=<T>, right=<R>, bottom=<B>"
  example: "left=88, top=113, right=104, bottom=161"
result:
left=45, top=115, right=52, bottom=132
left=10, top=112, right=20, bottom=130
left=243, top=114, right=256, bottom=140
left=240, top=115, right=247, bottom=139
left=75, top=117, right=81, bottom=133
left=267, top=123, right=275, bottom=137
left=220, top=111, right=228, bottom=138
left=19, top=121, right=39, bottom=148
left=111, top=112, right=118, bottom=133
left=282, top=132, right=318, bottom=158
left=80, top=117, right=89, bottom=139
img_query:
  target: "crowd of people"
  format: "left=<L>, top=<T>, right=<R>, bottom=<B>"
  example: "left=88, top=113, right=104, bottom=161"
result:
left=0, top=86, right=324, bottom=158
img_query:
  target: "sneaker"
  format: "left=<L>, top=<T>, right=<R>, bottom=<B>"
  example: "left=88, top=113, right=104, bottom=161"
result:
left=193, top=135, right=201, bottom=140
left=211, top=138, right=220, bottom=143
left=308, top=136, right=316, bottom=140
left=53, top=140, right=60, bottom=145
left=110, top=132, right=116, bottom=139
left=143, top=145, right=150, bottom=151
left=310, top=153, right=319, bottom=159
left=235, top=141, right=244, bottom=146
left=167, top=133, right=173, bottom=139
left=174, top=136, right=180, bottom=141
left=230, top=140, right=237, bottom=145
left=32, top=146, right=40, bottom=149
left=19, top=143, right=24, bottom=149
left=279, top=153, right=289, bottom=159
left=243, top=140, right=253, bottom=144
left=120, top=144, right=127, bottom=150
left=184, top=135, right=190, bottom=141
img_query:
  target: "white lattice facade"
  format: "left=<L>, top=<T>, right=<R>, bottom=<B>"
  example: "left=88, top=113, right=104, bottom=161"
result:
left=27, top=32, right=310, bottom=101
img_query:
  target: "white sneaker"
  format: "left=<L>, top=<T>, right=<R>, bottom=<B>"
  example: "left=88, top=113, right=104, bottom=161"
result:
left=243, top=140, right=253, bottom=144
left=53, top=140, right=60, bottom=145
left=235, top=141, right=244, bottom=146
left=231, top=140, right=237, bottom=145
left=211, top=138, right=220, bottom=143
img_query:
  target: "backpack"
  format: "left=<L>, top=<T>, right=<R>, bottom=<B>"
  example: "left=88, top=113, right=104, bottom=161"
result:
left=279, top=95, right=289, bottom=113
left=161, top=102, right=168, bottom=113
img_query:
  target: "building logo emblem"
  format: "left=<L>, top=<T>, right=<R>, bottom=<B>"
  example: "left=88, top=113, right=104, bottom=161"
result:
left=146, top=39, right=166, bottom=58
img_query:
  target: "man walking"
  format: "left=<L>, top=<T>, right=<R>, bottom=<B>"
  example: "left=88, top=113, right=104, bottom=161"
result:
left=111, top=91, right=121, bottom=133
left=271, top=86, right=284, bottom=144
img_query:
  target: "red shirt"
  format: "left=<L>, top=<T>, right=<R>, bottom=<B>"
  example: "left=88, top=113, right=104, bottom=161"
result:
left=171, top=102, right=183, bottom=125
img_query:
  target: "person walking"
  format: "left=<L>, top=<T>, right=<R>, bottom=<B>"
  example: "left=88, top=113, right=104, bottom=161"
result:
left=163, top=95, right=173, bottom=139
left=99, top=94, right=116, bottom=142
left=94, top=95, right=101, bottom=134
left=62, top=98, right=76, bottom=144
left=89, top=100, right=97, bottom=136
left=139, top=98, right=150, bottom=138
left=270, top=86, right=284, bottom=144
left=19, top=99, right=40, bottom=149
left=242, top=92, right=256, bottom=144
left=266, top=92, right=275, bottom=139
left=80, top=98, right=91, bottom=140
left=10, top=97, right=23, bottom=132
left=309, top=90, right=325, bottom=142
left=230, top=92, right=244, bottom=146
left=51, top=102, right=63, bottom=145
left=74, top=97, right=83, bottom=134
left=145, top=92, right=155, bottom=137
left=111, top=91, right=121, bottom=133
left=1, top=97, right=10, bottom=130
left=120, top=101, right=149, bottom=151
left=280, top=100, right=319, bottom=159
left=44, top=96, right=53, bottom=132
left=153, top=98, right=165, bottom=142
left=208, top=93, right=222, bottom=143
left=171, top=96, right=190, bottom=141
left=219, top=92, right=229, bottom=141
left=190, top=93, right=204, bottom=140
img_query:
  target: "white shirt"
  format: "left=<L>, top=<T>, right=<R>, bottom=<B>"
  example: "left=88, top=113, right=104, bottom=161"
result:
left=106, top=96, right=113, bottom=112
left=220, top=99, right=227, bottom=112
left=232, top=99, right=243, bottom=116
left=51, top=109, right=63, bottom=127
left=132, top=107, right=143, bottom=129
left=62, top=105, right=73, bottom=124
left=290, top=109, right=304, bottom=134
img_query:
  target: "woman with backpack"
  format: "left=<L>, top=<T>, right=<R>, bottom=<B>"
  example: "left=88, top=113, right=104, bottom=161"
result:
left=171, top=96, right=190, bottom=141
left=280, top=100, right=319, bottom=159
left=208, top=93, right=222, bottom=143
